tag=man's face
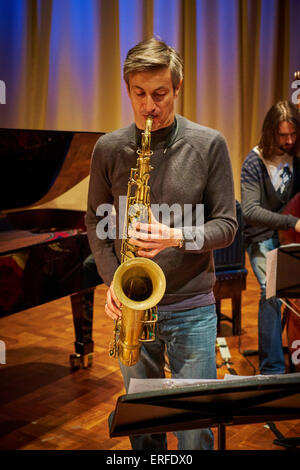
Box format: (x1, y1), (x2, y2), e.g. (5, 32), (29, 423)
(127, 67), (182, 131)
(275, 121), (297, 155)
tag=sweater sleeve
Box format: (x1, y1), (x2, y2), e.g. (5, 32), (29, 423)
(179, 133), (238, 253)
(241, 156), (298, 231)
(85, 139), (120, 287)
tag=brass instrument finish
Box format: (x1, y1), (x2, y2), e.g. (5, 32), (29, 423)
(110, 116), (166, 367)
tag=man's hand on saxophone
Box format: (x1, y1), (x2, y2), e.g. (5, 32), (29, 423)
(105, 213), (182, 321)
(128, 212), (184, 259)
(105, 281), (122, 321)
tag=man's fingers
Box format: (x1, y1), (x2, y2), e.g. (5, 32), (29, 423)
(109, 283), (122, 308)
(128, 237), (161, 248)
(104, 301), (119, 321)
(129, 223), (162, 238)
(105, 284), (122, 321)
(137, 248), (160, 258)
(105, 300), (122, 321)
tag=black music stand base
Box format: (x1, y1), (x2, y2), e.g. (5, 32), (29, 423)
(267, 422), (300, 450)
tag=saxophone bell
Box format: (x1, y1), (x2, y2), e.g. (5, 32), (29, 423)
(112, 257), (166, 367)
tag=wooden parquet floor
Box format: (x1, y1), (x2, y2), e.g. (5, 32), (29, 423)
(0, 257), (299, 451)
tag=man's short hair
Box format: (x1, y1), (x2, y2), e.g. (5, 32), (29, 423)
(123, 37), (183, 90)
(258, 100), (300, 159)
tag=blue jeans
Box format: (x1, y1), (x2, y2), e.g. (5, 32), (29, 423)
(119, 305), (217, 450)
(247, 236), (285, 375)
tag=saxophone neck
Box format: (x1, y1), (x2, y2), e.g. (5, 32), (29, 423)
(145, 115), (153, 131)
(141, 115), (153, 154)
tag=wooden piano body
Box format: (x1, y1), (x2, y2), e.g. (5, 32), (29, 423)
(0, 128), (103, 368)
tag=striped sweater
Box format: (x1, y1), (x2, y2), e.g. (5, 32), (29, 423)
(240, 149), (300, 244)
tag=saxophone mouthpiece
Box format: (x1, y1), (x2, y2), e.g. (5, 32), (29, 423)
(145, 115), (153, 129)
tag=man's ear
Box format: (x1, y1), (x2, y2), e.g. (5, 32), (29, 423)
(174, 79), (183, 97)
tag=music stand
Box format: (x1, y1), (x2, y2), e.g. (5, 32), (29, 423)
(266, 243), (300, 299)
(109, 373), (300, 450)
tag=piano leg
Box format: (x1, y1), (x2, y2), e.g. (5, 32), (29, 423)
(70, 288), (95, 369)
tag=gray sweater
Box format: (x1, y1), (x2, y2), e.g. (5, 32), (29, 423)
(85, 115), (237, 306)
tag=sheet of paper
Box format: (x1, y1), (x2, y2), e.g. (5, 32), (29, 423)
(266, 243), (300, 298)
(128, 374), (282, 394)
(128, 378), (218, 394)
(266, 247), (278, 299)
(223, 373), (276, 380)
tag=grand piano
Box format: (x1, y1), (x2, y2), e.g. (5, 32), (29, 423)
(0, 128), (104, 368)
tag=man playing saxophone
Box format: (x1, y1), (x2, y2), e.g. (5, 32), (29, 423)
(85, 38), (237, 450)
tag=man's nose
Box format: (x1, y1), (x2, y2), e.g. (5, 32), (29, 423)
(144, 94), (156, 113)
(286, 134), (294, 144)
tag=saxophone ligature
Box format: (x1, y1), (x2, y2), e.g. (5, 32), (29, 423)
(109, 116), (166, 367)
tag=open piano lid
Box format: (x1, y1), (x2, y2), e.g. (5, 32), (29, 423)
(0, 127), (103, 315)
(0, 128), (102, 212)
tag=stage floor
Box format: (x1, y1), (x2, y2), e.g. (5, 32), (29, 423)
(0, 256), (299, 451)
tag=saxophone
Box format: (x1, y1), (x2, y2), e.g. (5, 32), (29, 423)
(109, 116), (166, 367)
